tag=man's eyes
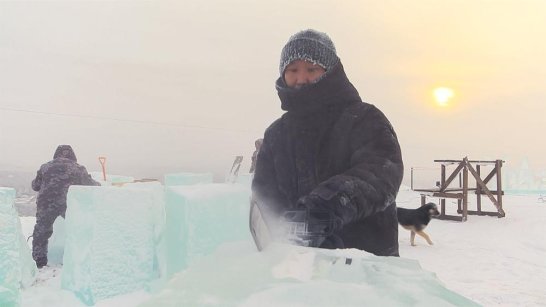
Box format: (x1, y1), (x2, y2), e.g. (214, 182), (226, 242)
(286, 67), (320, 73)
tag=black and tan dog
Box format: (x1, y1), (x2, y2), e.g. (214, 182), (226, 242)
(397, 202), (440, 246)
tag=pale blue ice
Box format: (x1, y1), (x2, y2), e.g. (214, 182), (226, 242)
(60, 184), (165, 306)
(50, 172), (477, 306)
(89, 172), (135, 186)
(164, 172), (213, 186)
(139, 242), (479, 307)
(164, 182), (252, 278)
(232, 173), (253, 185)
(0, 187), (37, 307)
(47, 216), (65, 265)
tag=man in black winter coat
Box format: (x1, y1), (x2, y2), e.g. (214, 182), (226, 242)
(31, 145), (100, 268)
(251, 29), (403, 256)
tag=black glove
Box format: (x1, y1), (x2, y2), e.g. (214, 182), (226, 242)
(280, 196), (343, 248)
(296, 195), (343, 235)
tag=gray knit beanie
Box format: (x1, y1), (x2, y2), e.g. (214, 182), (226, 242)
(279, 29), (339, 76)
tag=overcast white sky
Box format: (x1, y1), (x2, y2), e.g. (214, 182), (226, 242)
(1, 0), (545, 182)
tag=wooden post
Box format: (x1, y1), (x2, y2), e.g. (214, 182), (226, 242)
(441, 164), (446, 216)
(462, 160), (469, 221)
(476, 164), (482, 214)
(496, 160), (506, 217)
(457, 172), (462, 213)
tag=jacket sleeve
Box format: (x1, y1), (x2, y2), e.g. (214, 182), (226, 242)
(31, 168), (43, 192)
(78, 166), (101, 186)
(309, 106), (404, 226)
(251, 129), (286, 217)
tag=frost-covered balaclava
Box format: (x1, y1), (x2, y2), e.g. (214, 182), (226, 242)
(279, 29), (340, 76)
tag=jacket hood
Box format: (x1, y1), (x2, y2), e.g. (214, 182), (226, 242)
(275, 62), (362, 115)
(53, 145), (77, 162)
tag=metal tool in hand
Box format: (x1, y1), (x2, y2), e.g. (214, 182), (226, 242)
(280, 209), (337, 247)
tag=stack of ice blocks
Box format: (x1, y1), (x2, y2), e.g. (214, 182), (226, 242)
(232, 173), (253, 185)
(164, 172), (213, 186)
(140, 243), (480, 306)
(165, 182), (252, 277)
(61, 184), (165, 305)
(89, 171), (135, 186)
(0, 187), (37, 307)
(60, 170), (254, 303)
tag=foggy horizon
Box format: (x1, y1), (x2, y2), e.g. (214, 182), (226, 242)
(2, 1), (546, 185)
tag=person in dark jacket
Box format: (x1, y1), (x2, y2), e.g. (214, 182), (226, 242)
(31, 145), (100, 268)
(251, 29), (403, 256)
(249, 138), (264, 173)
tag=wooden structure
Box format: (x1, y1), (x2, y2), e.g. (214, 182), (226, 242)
(413, 157), (506, 221)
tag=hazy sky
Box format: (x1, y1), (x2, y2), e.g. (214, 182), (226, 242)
(1, 0), (545, 183)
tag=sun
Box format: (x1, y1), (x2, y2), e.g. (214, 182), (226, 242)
(433, 87), (454, 107)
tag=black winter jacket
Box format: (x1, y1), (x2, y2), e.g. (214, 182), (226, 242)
(32, 145), (100, 213)
(252, 62), (403, 256)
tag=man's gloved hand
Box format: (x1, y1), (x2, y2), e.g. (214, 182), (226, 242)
(280, 195), (344, 248)
(296, 195), (343, 236)
(295, 194), (324, 210)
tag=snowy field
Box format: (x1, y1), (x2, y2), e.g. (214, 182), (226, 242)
(396, 190), (546, 306)
(18, 189), (546, 306)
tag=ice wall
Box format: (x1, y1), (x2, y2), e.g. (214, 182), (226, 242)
(89, 171), (135, 186)
(0, 187), (37, 307)
(503, 158), (546, 194)
(61, 184), (165, 306)
(60, 176), (253, 305)
(232, 173), (253, 185)
(164, 172), (213, 186)
(46, 216), (66, 265)
(140, 242), (479, 307)
(164, 183), (252, 277)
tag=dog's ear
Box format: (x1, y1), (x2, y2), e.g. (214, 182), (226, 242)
(426, 202), (438, 209)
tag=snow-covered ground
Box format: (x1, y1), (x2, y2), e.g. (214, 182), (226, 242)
(18, 189), (546, 306)
(396, 189), (546, 306)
